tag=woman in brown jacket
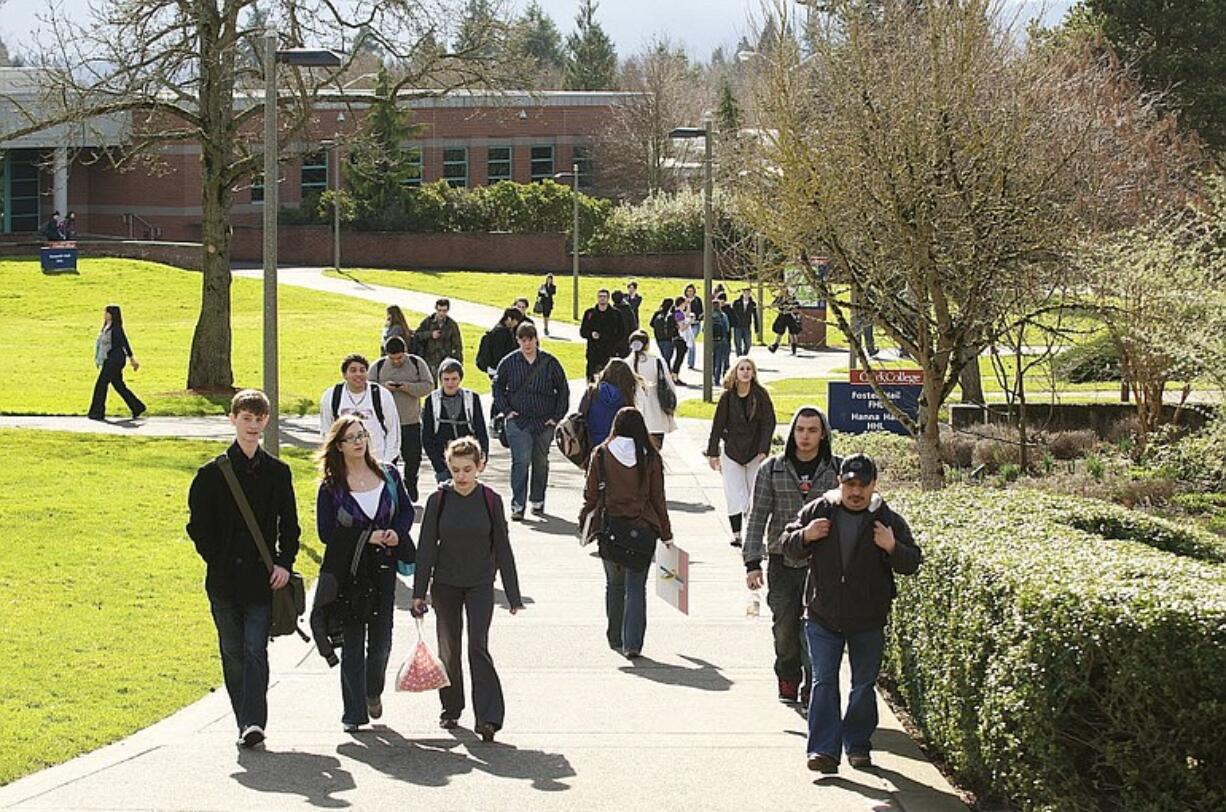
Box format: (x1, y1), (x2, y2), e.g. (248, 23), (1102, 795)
(705, 357), (777, 548)
(579, 407), (673, 658)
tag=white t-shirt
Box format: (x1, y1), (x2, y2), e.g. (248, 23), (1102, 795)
(319, 384), (402, 464)
(352, 484), (383, 520)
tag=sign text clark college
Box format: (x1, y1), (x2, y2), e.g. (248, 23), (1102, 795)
(828, 369), (924, 435)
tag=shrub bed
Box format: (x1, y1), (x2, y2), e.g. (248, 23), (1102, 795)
(884, 487), (1226, 810)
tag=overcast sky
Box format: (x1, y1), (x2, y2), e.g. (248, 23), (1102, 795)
(1, 0), (1074, 65)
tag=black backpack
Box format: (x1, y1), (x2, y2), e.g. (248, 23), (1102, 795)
(330, 382), (387, 433)
(476, 329), (497, 373)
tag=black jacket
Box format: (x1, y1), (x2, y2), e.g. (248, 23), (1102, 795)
(104, 325), (135, 367)
(730, 298), (760, 333)
(187, 444), (301, 604)
(781, 491), (921, 633)
(478, 324), (518, 375)
(581, 305), (625, 358)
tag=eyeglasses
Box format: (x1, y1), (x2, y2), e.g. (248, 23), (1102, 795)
(341, 431), (369, 444)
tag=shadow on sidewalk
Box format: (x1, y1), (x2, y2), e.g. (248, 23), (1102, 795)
(338, 726), (575, 792)
(525, 514), (581, 536)
(816, 764), (967, 810)
(618, 654), (733, 692)
(232, 749), (356, 808)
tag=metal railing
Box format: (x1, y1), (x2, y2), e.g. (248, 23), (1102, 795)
(122, 213), (161, 240)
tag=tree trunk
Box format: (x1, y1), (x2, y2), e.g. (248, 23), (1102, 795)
(959, 358), (984, 404)
(917, 382), (945, 490)
(187, 150), (235, 391)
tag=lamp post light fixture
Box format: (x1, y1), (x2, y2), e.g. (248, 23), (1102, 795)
(669, 120), (716, 403)
(262, 30), (344, 454)
(553, 163), (582, 321)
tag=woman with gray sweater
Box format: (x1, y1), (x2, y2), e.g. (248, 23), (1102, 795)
(412, 437), (523, 741)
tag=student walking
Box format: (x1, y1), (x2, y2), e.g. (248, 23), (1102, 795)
(415, 299), (464, 376)
(681, 284), (704, 369)
(381, 305), (412, 356)
(730, 288), (760, 357)
(706, 358), (777, 548)
(584, 358), (640, 450)
(744, 406), (839, 707)
(709, 296), (732, 383)
(624, 330), (677, 448)
(769, 289), (803, 355)
(89, 304), (146, 420)
(319, 354), (402, 466)
(421, 358), (490, 482)
(316, 415), (416, 732)
(579, 408), (673, 658)
(187, 389), (301, 748)
(412, 437), (523, 741)
(671, 297), (692, 384)
(371, 336), (433, 502)
(649, 298), (679, 372)
(475, 308), (523, 379)
(782, 454), (922, 773)
(535, 274), (557, 336)
(625, 280), (643, 327)
(580, 289), (626, 382)
(492, 323), (570, 520)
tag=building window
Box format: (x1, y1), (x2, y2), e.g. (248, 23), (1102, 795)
(251, 172), (264, 204)
(443, 147), (468, 188)
(403, 147), (423, 187)
(487, 146), (512, 184)
(573, 145), (594, 191)
(5, 149), (42, 232)
(301, 150), (328, 194)
(530, 145), (554, 181)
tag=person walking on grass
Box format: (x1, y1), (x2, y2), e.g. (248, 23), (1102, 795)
(492, 323), (570, 520)
(706, 358), (777, 548)
(421, 358), (489, 482)
(580, 288), (625, 382)
(381, 305), (412, 356)
(578, 407), (673, 658)
(187, 389), (300, 749)
(416, 298), (464, 377)
(782, 453), (922, 774)
(623, 329), (677, 448)
(371, 336), (433, 502)
(412, 437), (523, 742)
(316, 414), (415, 733)
(744, 406), (839, 708)
(89, 304), (146, 420)
(319, 354), (401, 467)
(535, 273), (557, 337)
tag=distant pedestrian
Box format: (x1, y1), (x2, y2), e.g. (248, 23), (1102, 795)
(624, 329), (677, 448)
(415, 299), (464, 376)
(730, 288), (760, 357)
(579, 407), (673, 658)
(371, 336), (434, 502)
(316, 414), (416, 733)
(412, 437), (523, 741)
(705, 358), (776, 548)
(89, 304), (146, 420)
(681, 284), (704, 369)
(476, 307), (523, 379)
(381, 305), (412, 356)
(852, 306), (878, 358)
(673, 297), (692, 385)
(625, 280), (643, 327)
(492, 323), (570, 520)
(319, 354), (402, 466)
(40, 210), (63, 242)
(421, 358), (489, 482)
(187, 389), (301, 749)
(580, 288), (625, 382)
(611, 290), (635, 358)
(782, 453), (922, 773)
(649, 297), (680, 373)
(535, 274), (557, 336)
(744, 406), (839, 708)
(709, 296), (732, 383)
(513, 297), (535, 327)
(769, 288), (802, 355)
(585, 358), (640, 450)
(63, 210), (78, 240)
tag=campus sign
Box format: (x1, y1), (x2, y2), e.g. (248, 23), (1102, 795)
(827, 368), (923, 435)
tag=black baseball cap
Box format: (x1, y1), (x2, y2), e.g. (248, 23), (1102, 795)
(839, 453), (878, 484)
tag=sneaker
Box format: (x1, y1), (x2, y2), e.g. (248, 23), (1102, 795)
(848, 752), (873, 769)
(475, 722), (498, 742)
(730, 535), (742, 548)
(239, 725), (265, 748)
(623, 649), (641, 659)
(510, 509), (525, 522)
(366, 696), (383, 720)
(777, 679), (799, 703)
(343, 722), (362, 733)
(768, 344), (778, 354)
(438, 718), (459, 730)
(807, 753), (838, 774)
(87, 414), (105, 422)
(530, 502), (545, 516)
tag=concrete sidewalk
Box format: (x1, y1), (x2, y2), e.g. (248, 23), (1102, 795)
(0, 415), (964, 811)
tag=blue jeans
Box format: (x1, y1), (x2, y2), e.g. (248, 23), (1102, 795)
(713, 339), (731, 382)
(604, 560), (649, 654)
(687, 322), (703, 367)
(506, 419), (552, 511)
(805, 620), (885, 759)
(340, 566), (396, 725)
(209, 595), (272, 731)
(658, 339), (674, 368)
(733, 327), (751, 357)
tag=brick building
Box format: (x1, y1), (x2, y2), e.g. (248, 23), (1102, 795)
(0, 67), (638, 241)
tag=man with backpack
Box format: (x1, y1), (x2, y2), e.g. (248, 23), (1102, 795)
(319, 353), (401, 465)
(371, 336), (434, 502)
(476, 308), (524, 379)
(709, 296), (732, 382)
(421, 358), (490, 482)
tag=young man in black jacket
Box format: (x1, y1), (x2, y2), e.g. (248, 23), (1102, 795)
(781, 453), (921, 774)
(580, 289), (625, 381)
(186, 389), (301, 749)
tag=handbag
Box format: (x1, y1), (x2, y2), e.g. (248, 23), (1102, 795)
(591, 448), (659, 571)
(532, 294), (545, 314)
(655, 358), (677, 414)
(217, 455), (308, 641)
(396, 617), (452, 692)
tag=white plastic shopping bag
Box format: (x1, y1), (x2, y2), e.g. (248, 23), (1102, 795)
(396, 617), (451, 692)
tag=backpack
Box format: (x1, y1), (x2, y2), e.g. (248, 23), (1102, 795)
(554, 412), (591, 468)
(430, 388), (476, 435)
(331, 382), (388, 433)
(711, 313), (729, 342)
(475, 329), (497, 374)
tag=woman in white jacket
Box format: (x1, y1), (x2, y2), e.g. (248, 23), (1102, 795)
(623, 329), (678, 448)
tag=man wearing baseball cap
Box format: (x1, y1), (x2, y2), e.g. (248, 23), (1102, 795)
(781, 452), (922, 774)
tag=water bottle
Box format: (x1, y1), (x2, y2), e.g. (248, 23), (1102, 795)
(746, 590), (761, 618)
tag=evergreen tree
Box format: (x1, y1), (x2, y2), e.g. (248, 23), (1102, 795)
(453, 0), (505, 61)
(563, 0), (617, 91)
(715, 79), (742, 136)
(344, 66), (425, 220)
(511, 1), (565, 74)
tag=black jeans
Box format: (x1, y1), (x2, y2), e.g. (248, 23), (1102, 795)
(767, 555), (811, 692)
(399, 423), (422, 501)
(670, 340), (688, 376)
(433, 581), (504, 729)
(340, 566), (396, 725)
(89, 360), (145, 418)
(209, 594), (272, 731)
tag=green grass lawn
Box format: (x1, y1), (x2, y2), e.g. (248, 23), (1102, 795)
(0, 259), (590, 416)
(0, 432), (323, 784)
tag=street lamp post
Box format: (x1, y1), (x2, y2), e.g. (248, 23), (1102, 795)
(669, 121), (716, 403)
(261, 32), (344, 454)
(320, 137), (341, 272)
(553, 164), (582, 321)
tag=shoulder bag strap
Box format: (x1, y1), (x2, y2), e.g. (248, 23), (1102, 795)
(216, 455), (275, 574)
(596, 448), (608, 529)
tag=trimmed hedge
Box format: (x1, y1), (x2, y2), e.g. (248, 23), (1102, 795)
(884, 487), (1226, 811)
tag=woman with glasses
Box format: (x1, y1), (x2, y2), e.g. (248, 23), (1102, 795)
(316, 415), (415, 732)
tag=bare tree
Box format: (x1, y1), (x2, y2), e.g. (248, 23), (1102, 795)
(3, 0), (512, 392)
(735, 0), (1198, 489)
